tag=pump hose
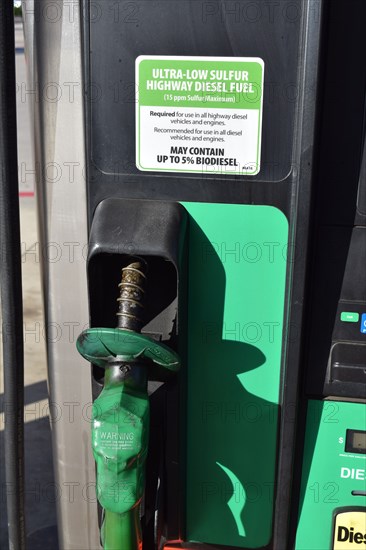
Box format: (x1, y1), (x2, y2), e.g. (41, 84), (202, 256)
(0, 2), (26, 549)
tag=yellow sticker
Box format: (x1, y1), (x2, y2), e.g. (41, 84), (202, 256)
(333, 511), (366, 549)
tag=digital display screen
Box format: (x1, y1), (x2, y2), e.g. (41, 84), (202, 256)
(353, 432), (366, 450)
(346, 430), (366, 454)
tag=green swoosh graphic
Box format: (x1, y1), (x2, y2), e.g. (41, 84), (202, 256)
(216, 461), (246, 537)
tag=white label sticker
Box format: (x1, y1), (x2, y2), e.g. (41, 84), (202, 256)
(136, 56), (264, 176)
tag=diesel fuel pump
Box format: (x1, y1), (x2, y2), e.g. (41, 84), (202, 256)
(17, 0), (366, 548)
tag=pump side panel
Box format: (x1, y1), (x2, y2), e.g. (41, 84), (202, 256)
(184, 203), (288, 547)
(22, 1), (100, 548)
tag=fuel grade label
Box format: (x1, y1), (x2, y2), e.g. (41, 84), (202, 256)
(332, 510), (366, 548)
(135, 56), (264, 176)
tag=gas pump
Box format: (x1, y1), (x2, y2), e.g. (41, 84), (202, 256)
(5, 0), (363, 549)
(294, 143), (366, 548)
(294, 16), (366, 544)
(69, 2), (323, 542)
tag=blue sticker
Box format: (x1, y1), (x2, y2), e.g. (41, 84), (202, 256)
(361, 313), (366, 334)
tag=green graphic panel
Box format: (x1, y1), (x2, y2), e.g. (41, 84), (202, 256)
(296, 400), (366, 550)
(183, 203), (288, 548)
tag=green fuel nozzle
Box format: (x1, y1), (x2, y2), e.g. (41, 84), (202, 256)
(76, 260), (180, 550)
